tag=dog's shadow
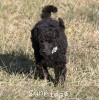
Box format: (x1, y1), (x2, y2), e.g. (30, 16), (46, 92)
(0, 51), (35, 75)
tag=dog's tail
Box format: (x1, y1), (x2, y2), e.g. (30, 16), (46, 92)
(41, 5), (57, 19)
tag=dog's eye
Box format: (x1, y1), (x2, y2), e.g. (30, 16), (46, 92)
(47, 39), (52, 43)
(39, 40), (43, 43)
(49, 43), (53, 48)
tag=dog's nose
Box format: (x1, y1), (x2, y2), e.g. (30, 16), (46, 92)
(42, 49), (51, 56)
(43, 50), (47, 53)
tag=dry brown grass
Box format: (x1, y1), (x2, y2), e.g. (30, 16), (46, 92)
(0, 0), (99, 100)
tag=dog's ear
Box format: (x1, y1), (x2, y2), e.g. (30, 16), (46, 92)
(31, 27), (39, 37)
(55, 29), (60, 38)
(31, 27), (40, 42)
(58, 18), (65, 29)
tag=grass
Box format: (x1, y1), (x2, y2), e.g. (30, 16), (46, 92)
(0, 0), (99, 100)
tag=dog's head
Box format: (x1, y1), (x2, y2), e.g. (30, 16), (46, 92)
(38, 28), (59, 56)
(39, 41), (58, 56)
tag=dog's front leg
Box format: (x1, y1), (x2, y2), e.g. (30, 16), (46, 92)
(54, 64), (66, 86)
(34, 64), (44, 79)
(43, 65), (54, 82)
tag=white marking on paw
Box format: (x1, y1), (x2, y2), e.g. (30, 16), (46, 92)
(52, 47), (58, 54)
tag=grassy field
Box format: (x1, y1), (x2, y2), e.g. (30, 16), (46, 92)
(0, 0), (99, 100)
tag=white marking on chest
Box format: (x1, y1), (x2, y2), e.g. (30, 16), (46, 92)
(52, 46), (58, 54)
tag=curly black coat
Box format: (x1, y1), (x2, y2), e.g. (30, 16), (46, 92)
(31, 5), (68, 85)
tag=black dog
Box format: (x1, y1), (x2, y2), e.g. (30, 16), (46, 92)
(31, 5), (68, 85)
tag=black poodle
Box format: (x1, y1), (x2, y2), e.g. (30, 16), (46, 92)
(31, 5), (68, 86)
